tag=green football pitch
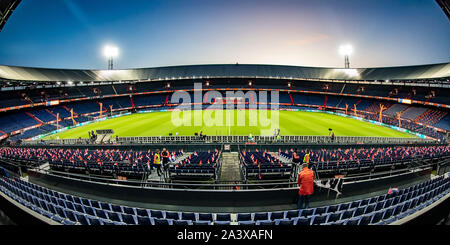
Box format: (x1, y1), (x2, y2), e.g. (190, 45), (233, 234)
(44, 110), (416, 139)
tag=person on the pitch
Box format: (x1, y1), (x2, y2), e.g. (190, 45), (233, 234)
(297, 163), (315, 210)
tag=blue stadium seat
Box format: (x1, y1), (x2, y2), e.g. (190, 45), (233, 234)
(296, 217), (311, 225)
(87, 216), (102, 225)
(326, 212), (341, 223)
(256, 220), (275, 225)
(65, 202), (75, 211)
(311, 215), (327, 225)
(55, 206), (67, 219)
(74, 203), (84, 213)
(136, 216), (153, 225)
(345, 217), (360, 225)
(75, 213), (89, 225)
(150, 210), (165, 219)
(358, 214), (373, 225)
(382, 207), (395, 220)
(106, 211), (122, 223)
(340, 209), (355, 220)
(64, 209), (78, 223)
(100, 202), (111, 211)
(370, 211), (384, 224)
(123, 207), (136, 215)
(338, 203), (350, 211)
(102, 219), (114, 225)
(349, 200), (360, 209)
(359, 199), (369, 207)
(214, 221), (231, 225)
(84, 206), (96, 217)
(81, 198), (91, 207)
(216, 213), (231, 222)
(364, 204), (376, 214)
(198, 213), (214, 222)
(121, 213), (137, 225)
(270, 211), (284, 220)
(165, 211), (180, 220)
(327, 205), (338, 213)
(62, 219), (76, 225)
(154, 218), (171, 225)
(354, 206), (366, 217)
(95, 209), (108, 220)
(181, 212), (196, 221)
(300, 208), (314, 217)
(237, 213), (252, 221)
(285, 210), (300, 219)
(173, 220), (192, 225)
(276, 219), (294, 225)
(90, 200), (101, 209)
(238, 221), (256, 225)
(253, 212), (269, 221)
(111, 204), (123, 213)
(136, 208), (149, 217)
(194, 221), (212, 225)
(313, 207), (327, 216)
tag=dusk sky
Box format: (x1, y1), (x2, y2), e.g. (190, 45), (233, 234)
(0, 0), (449, 70)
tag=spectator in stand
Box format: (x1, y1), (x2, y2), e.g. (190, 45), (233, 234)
(293, 148), (300, 163)
(161, 148), (170, 172)
(303, 150), (310, 164)
(297, 163), (315, 210)
(154, 149), (162, 177)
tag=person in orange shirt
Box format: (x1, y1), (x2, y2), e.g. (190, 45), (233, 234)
(292, 148), (300, 163)
(297, 163), (315, 210)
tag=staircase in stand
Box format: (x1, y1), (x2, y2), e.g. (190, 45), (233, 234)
(218, 152), (242, 184)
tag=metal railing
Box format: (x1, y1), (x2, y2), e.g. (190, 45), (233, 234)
(23, 135), (436, 146)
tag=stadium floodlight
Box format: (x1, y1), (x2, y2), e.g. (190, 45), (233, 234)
(339, 44), (353, 69)
(103, 45), (119, 70)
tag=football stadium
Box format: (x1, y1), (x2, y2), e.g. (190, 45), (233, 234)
(0, 0), (449, 231)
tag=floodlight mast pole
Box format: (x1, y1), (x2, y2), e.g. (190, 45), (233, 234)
(108, 56), (113, 70)
(344, 55), (350, 69)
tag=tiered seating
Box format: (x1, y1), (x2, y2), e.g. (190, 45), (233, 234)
(169, 150), (221, 179)
(0, 168), (448, 225)
(401, 107), (428, 121)
(361, 112), (445, 139)
(415, 109), (448, 126)
(383, 104), (409, 117)
(0, 112), (40, 134)
(30, 109), (56, 123)
(279, 146), (450, 174)
(240, 151), (293, 179)
(363, 102), (392, 114)
(434, 114), (450, 131)
(0, 148), (182, 179)
(133, 94), (167, 107)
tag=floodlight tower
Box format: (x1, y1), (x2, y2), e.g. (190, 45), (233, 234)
(339, 44), (353, 69)
(103, 45), (119, 70)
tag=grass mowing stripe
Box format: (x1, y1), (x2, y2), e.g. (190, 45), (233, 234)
(44, 110), (416, 139)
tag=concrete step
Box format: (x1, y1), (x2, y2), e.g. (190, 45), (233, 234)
(219, 152), (242, 183)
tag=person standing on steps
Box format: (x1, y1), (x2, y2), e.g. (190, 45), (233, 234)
(297, 162), (315, 210)
(154, 149), (162, 177)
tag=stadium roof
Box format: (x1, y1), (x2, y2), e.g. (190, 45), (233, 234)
(0, 63), (449, 82)
(0, 0), (21, 32)
(436, 0), (450, 20)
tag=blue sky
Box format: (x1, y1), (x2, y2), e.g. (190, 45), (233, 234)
(0, 0), (448, 69)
